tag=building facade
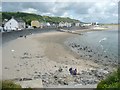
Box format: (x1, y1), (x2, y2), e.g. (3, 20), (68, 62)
(31, 20), (40, 28)
(4, 17), (26, 31)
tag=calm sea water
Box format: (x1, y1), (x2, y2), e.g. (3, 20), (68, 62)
(65, 29), (118, 65)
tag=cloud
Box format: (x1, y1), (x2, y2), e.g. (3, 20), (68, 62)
(21, 8), (38, 14)
(2, 1), (119, 23)
(0, 7), (1, 11)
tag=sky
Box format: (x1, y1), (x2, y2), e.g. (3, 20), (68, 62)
(1, 0), (119, 23)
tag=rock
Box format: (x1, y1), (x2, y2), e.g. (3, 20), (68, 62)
(74, 44), (77, 47)
(104, 55), (108, 58)
(36, 56), (40, 58)
(34, 71), (37, 74)
(58, 67), (63, 72)
(89, 55), (92, 58)
(80, 55), (82, 57)
(19, 35), (23, 37)
(54, 75), (58, 80)
(83, 47), (86, 50)
(94, 69), (109, 79)
(16, 69), (20, 72)
(65, 66), (68, 68)
(23, 78), (32, 81)
(34, 75), (41, 79)
(79, 47), (83, 50)
(80, 76), (98, 85)
(94, 60), (99, 63)
(24, 52), (28, 55)
(4, 67), (9, 69)
(58, 79), (68, 85)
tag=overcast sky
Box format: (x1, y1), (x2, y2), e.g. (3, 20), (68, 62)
(1, 0), (119, 23)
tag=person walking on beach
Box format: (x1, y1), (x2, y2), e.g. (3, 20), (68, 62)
(24, 35), (26, 39)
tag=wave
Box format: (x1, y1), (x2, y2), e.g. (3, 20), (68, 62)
(99, 37), (107, 43)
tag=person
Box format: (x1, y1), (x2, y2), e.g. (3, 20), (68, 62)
(69, 68), (77, 75)
(73, 69), (77, 75)
(69, 68), (73, 75)
(24, 35), (26, 39)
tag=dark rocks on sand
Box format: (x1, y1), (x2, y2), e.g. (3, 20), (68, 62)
(89, 55), (92, 58)
(104, 55), (108, 58)
(94, 60), (99, 63)
(88, 49), (92, 52)
(54, 75), (58, 80)
(34, 75), (41, 79)
(22, 78), (32, 81)
(4, 67), (9, 69)
(58, 67), (63, 72)
(19, 35), (23, 37)
(16, 69), (20, 72)
(24, 52), (29, 55)
(34, 71), (38, 74)
(58, 79), (68, 85)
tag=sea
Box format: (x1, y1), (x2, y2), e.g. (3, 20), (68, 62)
(65, 28), (118, 66)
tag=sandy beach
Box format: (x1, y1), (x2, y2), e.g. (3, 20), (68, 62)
(2, 29), (115, 88)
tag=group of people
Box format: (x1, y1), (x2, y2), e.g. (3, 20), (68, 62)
(69, 68), (77, 75)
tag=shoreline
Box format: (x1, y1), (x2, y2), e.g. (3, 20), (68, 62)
(2, 28), (116, 88)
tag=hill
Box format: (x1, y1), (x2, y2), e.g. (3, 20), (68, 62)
(2, 12), (80, 25)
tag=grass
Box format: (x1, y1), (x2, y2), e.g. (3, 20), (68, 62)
(97, 67), (120, 89)
(1, 80), (21, 90)
(0, 80), (33, 90)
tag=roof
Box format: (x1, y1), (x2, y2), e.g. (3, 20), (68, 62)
(10, 16), (25, 23)
(15, 18), (25, 23)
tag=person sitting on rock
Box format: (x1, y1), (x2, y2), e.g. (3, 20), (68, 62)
(69, 68), (73, 75)
(73, 69), (77, 75)
(69, 68), (77, 75)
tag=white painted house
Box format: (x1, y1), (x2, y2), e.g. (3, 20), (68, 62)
(59, 22), (71, 27)
(75, 23), (80, 27)
(64, 22), (72, 27)
(4, 17), (26, 32)
(59, 21), (65, 27)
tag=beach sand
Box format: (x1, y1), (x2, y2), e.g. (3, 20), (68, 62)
(2, 31), (101, 88)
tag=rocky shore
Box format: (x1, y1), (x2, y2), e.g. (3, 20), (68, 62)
(65, 41), (118, 67)
(13, 65), (112, 88)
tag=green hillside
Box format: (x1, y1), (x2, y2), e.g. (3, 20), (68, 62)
(2, 12), (80, 25)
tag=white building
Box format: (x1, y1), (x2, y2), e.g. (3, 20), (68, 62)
(59, 21), (65, 27)
(59, 22), (71, 27)
(46, 22), (51, 26)
(75, 23), (80, 27)
(81, 23), (92, 27)
(64, 22), (71, 27)
(4, 17), (26, 32)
